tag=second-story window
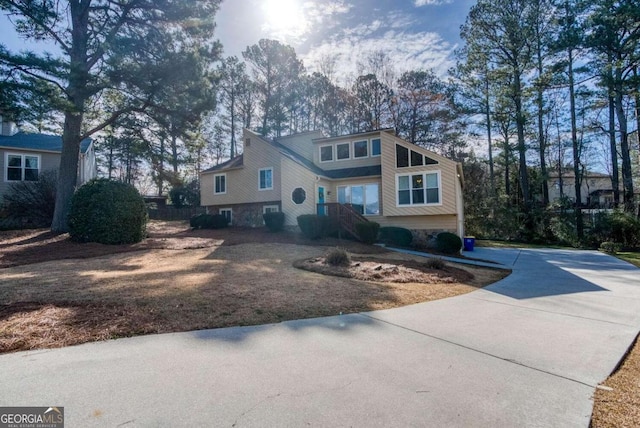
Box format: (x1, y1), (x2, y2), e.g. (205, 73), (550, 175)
(353, 140), (368, 158)
(320, 145), (333, 162)
(259, 168), (273, 190)
(336, 143), (350, 160)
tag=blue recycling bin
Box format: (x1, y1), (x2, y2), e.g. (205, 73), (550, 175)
(463, 236), (475, 251)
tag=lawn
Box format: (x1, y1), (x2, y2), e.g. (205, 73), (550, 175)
(0, 221), (507, 353)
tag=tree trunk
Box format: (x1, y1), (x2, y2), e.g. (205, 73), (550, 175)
(609, 93), (620, 207)
(514, 71), (530, 209)
(485, 77), (495, 196)
(568, 47), (583, 239)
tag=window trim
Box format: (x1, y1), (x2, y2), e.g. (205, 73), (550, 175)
(319, 145), (334, 163)
(335, 142), (351, 161)
(258, 167), (273, 191)
(219, 208), (233, 225)
(213, 173), (227, 195)
(395, 171), (442, 207)
(352, 139), (369, 159)
(4, 152), (41, 182)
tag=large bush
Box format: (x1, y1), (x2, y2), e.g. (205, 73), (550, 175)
(355, 221), (380, 245)
(379, 226), (413, 247)
(2, 170), (57, 229)
(590, 211), (640, 249)
(297, 214), (338, 239)
(68, 179), (148, 244)
(435, 232), (462, 254)
(263, 211), (285, 232)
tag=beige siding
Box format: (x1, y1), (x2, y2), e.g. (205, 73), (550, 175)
(369, 214), (458, 232)
(0, 149), (60, 197)
(276, 130), (324, 160)
(380, 133), (459, 217)
(281, 156), (318, 226)
(201, 131), (282, 207)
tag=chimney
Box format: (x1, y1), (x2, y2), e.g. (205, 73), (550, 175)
(0, 115), (19, 136)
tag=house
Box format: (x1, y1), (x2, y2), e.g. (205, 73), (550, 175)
(200, 128), (465, 240)
(547, 170), (619, 208)
(0, 116), (96, 198)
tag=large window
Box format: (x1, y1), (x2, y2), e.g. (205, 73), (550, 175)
(214, 173), (226, 194)
(353, 140), (368, 158)
(397, 172), (440, 206)
(5, 153), (39, 182)
(371, 138), (381, 157)
(336, 143), (350, 160)
(338, 183), (379, 215)
(396, 144), (438, 168)
(259, 168), (273, 190)
(320, 145), (333, 162)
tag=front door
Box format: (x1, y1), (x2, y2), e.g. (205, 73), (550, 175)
(317, 186), (326, 215)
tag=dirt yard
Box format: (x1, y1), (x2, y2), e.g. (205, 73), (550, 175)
(0, 221), (507, 353)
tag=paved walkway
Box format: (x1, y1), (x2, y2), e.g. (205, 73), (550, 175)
(1, 248), (640, 427)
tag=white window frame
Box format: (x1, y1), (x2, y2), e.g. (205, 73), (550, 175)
(214, 173), (227, 195)
(219, 208), (233, 225)
(4, 152), (41, 182)
(395, 171), (442, 207)
(371, 138), (382, 157)
(258, 167), (273, 191)
(262, 205), (279, 214)
(336, 142), (350, 161)
(337, 183), (380, 216)
(319, 145), (333, 163)
(352, 139), (369, 159)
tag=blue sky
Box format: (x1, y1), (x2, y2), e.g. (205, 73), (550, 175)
(0, 0), (476, 83)
(216, 0), (477, 82)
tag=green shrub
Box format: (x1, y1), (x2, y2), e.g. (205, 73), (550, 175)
(68, 178), (148, 244)
(591, 211), (640, 249)
(297, 215), (338, 239)
(424, 257), (446, 270)
(2, 170), (58, 228)
(379, 226), (413, 247)
(599, 241), (621, 254)
(355, 221), (380, 244)
(324, 247), (351, 267)
(435, 232), (462, 254)
(263, 211), (285, 232)
(189, 213), (229, 230)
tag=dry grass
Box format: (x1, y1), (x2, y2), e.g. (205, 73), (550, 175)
(591, 336), (640, 427)
(0, 222), (508, 354)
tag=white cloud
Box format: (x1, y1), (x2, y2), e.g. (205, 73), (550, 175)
(414, 0), (452, 6)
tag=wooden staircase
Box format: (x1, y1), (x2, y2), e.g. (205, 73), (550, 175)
(317, 203), (369, 240)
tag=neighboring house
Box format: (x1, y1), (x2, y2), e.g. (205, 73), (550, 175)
(548, 170), (620, 208)
(200, 128), (465, 239)
(0, 116), (96, 198)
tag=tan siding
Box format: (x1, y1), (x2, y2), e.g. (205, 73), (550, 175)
(380, 134), (459, 217)
(371, 215), (458, 232)
(281, 156), (318, 226)
(201, 131), (282, 207)
(276, 130), (324, 160)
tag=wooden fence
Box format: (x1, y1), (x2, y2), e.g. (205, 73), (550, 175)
(147, 206), (206, 221)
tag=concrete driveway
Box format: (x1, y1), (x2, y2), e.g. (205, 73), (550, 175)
(1, 248), (639, 427)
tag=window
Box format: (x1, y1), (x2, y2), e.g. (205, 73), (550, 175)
(219, 208), (232, 225)
(259, 168), (273, 190)
(411, 150), (423, 167)
(292, 187), (306, 204)
(5, 153), (39, 182)
(371, 138), (381, 157)
(214, 174), (226, 194)
(353, 140), (368, 158)
(337, 183), (379, 215)
(320, 145), (333, 162)
(396, 144), (409, 167)
(397, 172), (440, 206)
(262, 205), (279, 214)
(336, 143), (350, 160)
